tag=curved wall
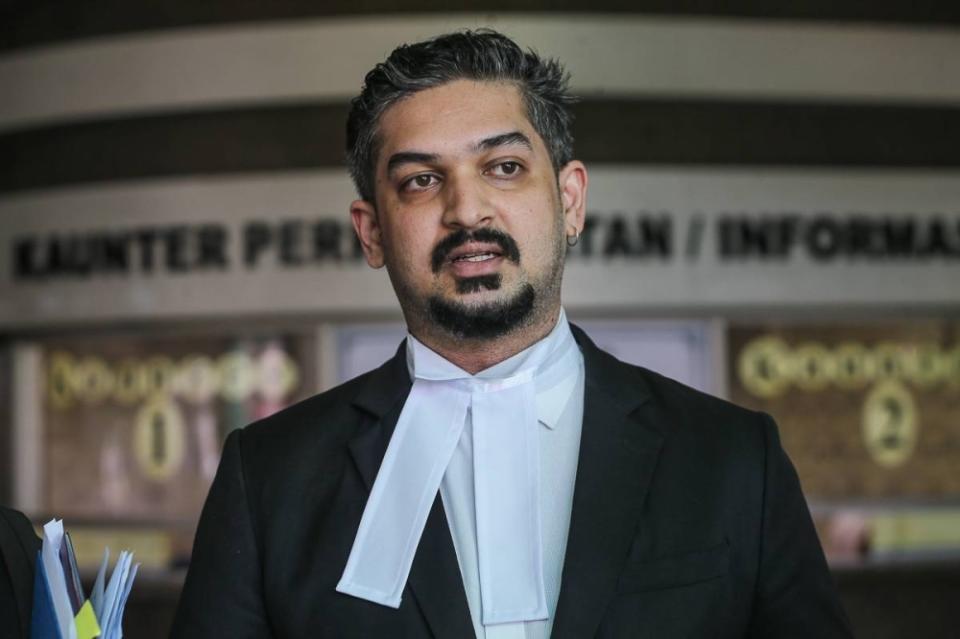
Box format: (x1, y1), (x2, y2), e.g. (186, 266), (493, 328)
(2, 9), (960, 327)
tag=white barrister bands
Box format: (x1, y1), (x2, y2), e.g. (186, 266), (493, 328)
(335, 375), (470, 606)
(470, 368), (545, 623)
(337, 311), (580, 625)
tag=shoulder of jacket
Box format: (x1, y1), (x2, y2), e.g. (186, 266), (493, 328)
(238, 365), (381, 449)
(0, 506), (40, 562)
(602, 359), (770, 453)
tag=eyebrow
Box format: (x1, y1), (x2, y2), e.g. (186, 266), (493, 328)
(386, 151), (439, 177)
(475, 131), (533, 153)
(385, 131), (534, 178)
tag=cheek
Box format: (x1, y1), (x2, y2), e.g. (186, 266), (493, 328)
(515, 206), (563, 251)
(382, 224), (435, 277)
(381, 213), (414, 252)
(383, 204), (440, 247)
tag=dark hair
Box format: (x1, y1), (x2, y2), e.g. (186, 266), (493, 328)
(346, 29), (576, 202)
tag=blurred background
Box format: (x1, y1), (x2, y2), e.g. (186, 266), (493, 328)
(2, 2), (959, 637)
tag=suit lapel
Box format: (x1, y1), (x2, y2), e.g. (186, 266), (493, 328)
(347, 342), (474, 639)
(551, 327), (665, 639)
(405, 496), (476, 639)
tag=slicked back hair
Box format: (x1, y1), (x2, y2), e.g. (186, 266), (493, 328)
(346, 29), (576, 202)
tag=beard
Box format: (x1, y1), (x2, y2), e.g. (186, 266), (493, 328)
(427, 280), (536, 340)
(423, 227), (537, 339)
(394, 209), (566, 341)
(427, 228), (537, 339)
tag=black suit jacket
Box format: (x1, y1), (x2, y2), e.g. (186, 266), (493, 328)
(172, 326), (852, 638)
(0, 506), (40, 639)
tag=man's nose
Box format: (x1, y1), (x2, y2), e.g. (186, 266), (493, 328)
(441, 174), (494, 229)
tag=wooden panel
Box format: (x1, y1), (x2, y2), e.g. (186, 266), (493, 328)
(22, 329), (316, 570)
(729, 321), (960, 501)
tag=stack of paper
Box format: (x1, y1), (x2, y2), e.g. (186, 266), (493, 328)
(31, 519), (139, 639)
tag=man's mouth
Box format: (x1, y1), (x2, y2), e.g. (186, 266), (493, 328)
(431, 228), (520, 273)
(446, 242), (505, 265)
(444, 244), (506, 280)
(452, 251), (500, 263)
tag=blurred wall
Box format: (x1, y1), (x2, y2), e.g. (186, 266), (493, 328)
(2, 4), (960, 327)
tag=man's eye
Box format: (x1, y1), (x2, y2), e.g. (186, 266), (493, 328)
(402, 174), (439, 192)
(489, 161), (522, 177)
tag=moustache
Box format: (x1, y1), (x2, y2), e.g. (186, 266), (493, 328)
(430, 228), (521, 274)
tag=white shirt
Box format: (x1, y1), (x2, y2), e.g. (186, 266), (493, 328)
(407, 317), (585, 639)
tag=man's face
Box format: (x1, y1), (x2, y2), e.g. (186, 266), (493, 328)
(351, 79), (586, 341)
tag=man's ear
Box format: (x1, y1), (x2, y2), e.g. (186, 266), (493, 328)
(350, 199), (385, 268)
(558, 160), (588, 238)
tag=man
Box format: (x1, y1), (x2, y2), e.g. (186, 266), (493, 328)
(173, 30), (852, 638)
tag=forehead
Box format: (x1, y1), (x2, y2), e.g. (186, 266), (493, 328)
(375, 80), (542, 165)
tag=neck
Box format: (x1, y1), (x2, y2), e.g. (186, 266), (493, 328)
(408, 305), (561, 375)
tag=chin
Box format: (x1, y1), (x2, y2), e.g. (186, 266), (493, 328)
(427, 283), (536, 340)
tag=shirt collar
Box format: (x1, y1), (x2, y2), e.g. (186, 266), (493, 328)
(405, 309), (581, 430)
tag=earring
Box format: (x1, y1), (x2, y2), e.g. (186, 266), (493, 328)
(566, 230), (580, 247)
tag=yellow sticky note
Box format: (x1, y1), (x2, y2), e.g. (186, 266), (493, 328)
(74, 600), (101, 639)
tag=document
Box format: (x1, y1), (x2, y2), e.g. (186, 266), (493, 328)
(31, 519), (139, 639)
